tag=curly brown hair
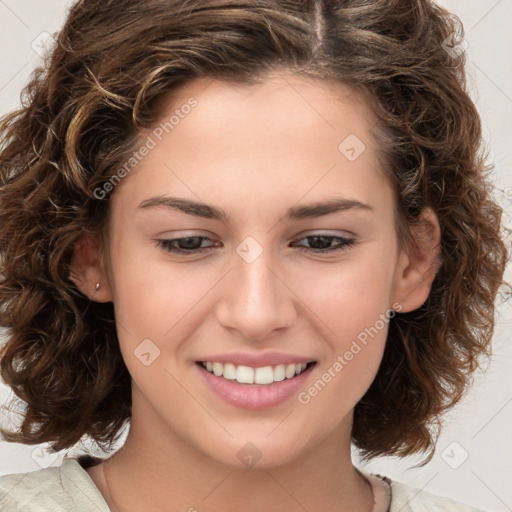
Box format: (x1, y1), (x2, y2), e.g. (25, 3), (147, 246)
(0, 0), (508, 461)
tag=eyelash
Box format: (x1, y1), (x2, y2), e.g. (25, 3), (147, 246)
(156, 234), (356, 255)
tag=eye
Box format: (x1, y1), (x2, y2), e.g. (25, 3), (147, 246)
(156, 236), (219, 254)
(290, 234), (356, 253)
(156, 233), (357, 256)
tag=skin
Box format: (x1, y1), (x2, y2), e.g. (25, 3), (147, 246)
(70, 73), (440, 511)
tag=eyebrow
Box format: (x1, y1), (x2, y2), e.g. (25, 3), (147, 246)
(137, 195), (374, 222)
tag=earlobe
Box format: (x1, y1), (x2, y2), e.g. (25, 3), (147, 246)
(68, 233), (113, 302)
(392, 208), (442, 313)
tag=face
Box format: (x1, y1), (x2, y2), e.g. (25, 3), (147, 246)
(90, 74), (423, 469)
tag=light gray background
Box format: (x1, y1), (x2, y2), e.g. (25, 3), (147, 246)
(0, 1), (511, 511)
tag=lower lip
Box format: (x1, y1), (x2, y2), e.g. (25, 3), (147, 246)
(195, 363), (315, 410)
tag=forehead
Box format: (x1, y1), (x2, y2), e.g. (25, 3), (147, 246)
(155, 73), (378, 143)
(110, 73), (393, 221)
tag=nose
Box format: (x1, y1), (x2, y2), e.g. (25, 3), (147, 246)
(215, 244), (297, 341)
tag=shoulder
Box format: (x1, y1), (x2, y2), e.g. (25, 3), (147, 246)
(389, 478), (486, 512)
(0, 457), (109, 512)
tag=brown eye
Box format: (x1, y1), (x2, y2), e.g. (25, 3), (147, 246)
(157, 236), (218, 254)
(290, 235), (356, 253)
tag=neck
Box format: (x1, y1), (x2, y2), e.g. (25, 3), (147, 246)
(95, 399), (373, 512)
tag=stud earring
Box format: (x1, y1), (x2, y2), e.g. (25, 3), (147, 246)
(95, 283), (100, 291)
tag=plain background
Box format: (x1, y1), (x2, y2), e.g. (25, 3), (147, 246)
(0, 1), (511, 511)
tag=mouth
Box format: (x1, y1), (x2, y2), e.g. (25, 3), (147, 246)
(195, 359), (317, 410)
(197, 360), (316, 385)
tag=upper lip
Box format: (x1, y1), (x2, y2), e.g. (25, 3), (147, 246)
(196, 352), (316, 367)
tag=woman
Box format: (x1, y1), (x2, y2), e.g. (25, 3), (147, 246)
(0, 0), (507, 510)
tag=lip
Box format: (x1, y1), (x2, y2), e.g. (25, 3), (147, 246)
(195, 360), (316, 410)
(196, 351), (316, 367)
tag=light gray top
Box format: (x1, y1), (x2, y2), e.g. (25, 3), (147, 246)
(0, 457), (485, 511)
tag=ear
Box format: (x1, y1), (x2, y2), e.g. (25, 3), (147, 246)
(68, 233), (113, 302)
(392, 207), (442, 313)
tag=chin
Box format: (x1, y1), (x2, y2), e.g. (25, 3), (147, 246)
(195, 430), (315, 471)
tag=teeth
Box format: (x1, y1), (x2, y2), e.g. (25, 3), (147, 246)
(254, 366), (274, 384)
(201, 361), (311, 384)
(273, 364), (285, 382)
(285, 363), (296, 379)
(212, 362), (223, 376)
(223, 363), (236, 380)
(236, 365), (254, 384)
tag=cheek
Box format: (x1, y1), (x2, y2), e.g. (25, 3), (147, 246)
(297, 279), (392, 420)
(296, 253), (395, 337)
(292, 256), (394, 399)
(107, 243), (221, 384)
(108, 235), (199, 334)
(105, 240), (170, 372)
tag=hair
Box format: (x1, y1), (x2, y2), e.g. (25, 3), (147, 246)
(0, 0), (508, 461)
